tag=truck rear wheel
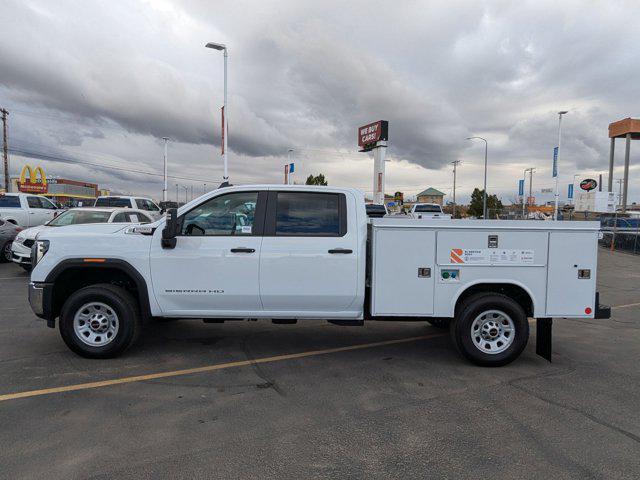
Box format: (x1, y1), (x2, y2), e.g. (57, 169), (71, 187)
(451, 293), (529, 367)
(59, 284), (141, 359)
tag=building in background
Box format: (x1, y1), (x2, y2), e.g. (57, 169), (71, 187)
(11, 164), (101, 207)
(416, 187), (446, 205)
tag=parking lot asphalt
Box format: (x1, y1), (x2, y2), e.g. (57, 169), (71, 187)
(0, 249), (639, 479)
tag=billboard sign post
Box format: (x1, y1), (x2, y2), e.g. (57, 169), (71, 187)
(358, 120), (389, 205)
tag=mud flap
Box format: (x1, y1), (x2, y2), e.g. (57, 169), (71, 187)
(536, 318), (552, 362)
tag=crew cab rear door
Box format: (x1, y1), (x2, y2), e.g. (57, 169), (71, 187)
(259, 190), (359, 314)
(149, 190), (265, 316)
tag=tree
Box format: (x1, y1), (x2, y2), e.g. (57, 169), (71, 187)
(468, 188), (503, 219)
(305, 173), (328, 186)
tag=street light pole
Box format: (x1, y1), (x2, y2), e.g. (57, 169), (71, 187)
(451, 160), (460, 218)
(205, 42), (229, 185)
(554, 111), (568, 220)
(466, 136), (488, 218)
(175, 183), (179, 203)
(523, 168), (535, 217)
(162, 137), (169, 202)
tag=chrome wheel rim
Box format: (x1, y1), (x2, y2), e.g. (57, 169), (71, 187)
(3, 242), (11, 261)
(73, 302), (119, 347)
(470, 310), (514, 354)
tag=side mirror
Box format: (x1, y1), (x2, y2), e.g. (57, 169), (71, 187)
(161, 208), (178, 249)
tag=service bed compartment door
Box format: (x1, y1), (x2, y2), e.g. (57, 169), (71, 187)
(546, 232), (597, 316)
(372, 228), (436, 316)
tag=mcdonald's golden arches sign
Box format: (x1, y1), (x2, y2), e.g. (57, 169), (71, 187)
(18, 165), (47, 193)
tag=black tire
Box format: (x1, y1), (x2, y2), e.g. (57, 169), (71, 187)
(59, 284), (141, 359)
(1, 241), (12, 263)
(451, 293), (529, 367)
(427, 318), (451, 329)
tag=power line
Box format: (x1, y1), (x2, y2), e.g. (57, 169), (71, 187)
(7, 147), (221, 184)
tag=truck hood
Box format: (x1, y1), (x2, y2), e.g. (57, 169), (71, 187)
(36, 223), (131, 240)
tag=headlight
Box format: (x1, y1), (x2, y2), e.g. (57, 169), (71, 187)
(15, 232), (25, 243)
(31, 240), (50, 265)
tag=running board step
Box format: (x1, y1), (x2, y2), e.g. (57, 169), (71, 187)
(327, 320), (364, 326)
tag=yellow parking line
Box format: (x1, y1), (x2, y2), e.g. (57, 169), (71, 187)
(612, 302), (640, 309)
(0, 333), (444, 402)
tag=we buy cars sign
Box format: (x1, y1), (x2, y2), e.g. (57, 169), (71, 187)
(358, 120), (389, 152)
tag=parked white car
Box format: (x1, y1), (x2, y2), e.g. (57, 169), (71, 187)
(409, 203), (451, 219)
(12, 207), (154, 271)
(0, 193), (62, 227)
(93, 196), (162, 219)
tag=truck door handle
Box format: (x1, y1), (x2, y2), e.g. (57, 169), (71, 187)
(230, 247), (255, 253)
(328, 248), (353, 254)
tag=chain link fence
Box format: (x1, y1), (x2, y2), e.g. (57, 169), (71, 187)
(598, 213), (640, 255)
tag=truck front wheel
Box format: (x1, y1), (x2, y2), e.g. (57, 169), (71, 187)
(451, 293), (529, 367)
(59, 284), (141, 358)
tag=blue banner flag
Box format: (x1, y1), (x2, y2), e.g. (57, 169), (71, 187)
(552, 147), (558, 178)
(518, 179), (525, 196)
(289, 163), (294, 173)
(568, 183), (573, 199)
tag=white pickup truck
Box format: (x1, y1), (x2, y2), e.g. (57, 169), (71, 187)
(409, 203), (451, 219)
(0, 193), (61, 227)
(28, 185), (609, 365)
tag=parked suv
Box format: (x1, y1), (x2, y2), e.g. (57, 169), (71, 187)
(12, 207), (153, 271)
(0, 193), (62, 227)
(94, 196), (162, 219)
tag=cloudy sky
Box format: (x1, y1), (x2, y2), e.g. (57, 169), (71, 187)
(1, 0), (639, 203)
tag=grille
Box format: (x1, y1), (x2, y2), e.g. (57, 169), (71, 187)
(23, 239), (35, 248)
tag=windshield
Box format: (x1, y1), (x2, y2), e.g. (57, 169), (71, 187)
(415, 204), (442, 213)
(48, 210), (112, 226)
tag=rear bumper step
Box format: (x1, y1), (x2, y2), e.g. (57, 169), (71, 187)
(594, 292), (611, 319)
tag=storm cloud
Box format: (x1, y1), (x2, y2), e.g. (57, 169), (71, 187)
(1, 0), (639, 201)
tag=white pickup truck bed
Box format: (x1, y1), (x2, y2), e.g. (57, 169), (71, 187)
(370, 218), (599, 319)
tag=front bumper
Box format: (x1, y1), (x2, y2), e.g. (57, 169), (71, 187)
(28, 282), (55, 327)
(11, 242), (32, 266)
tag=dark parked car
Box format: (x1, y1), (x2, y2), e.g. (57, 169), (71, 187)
(0, 218), (22, 263)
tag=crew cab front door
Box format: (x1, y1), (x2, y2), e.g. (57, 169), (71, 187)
(26, 196), (58, 226)
(259, 191), (359, 315)
(150, 190), (265, 316)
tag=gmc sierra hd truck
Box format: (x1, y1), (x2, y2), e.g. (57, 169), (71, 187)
(28, 185), (609, 366)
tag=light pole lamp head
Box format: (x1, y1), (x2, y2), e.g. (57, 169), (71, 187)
(205, 42), (226, 51)
(558, 110), (569, 115)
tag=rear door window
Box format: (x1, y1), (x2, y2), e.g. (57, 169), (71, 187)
(0, 196), (20, 208)
(274, 192), (344, 237)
